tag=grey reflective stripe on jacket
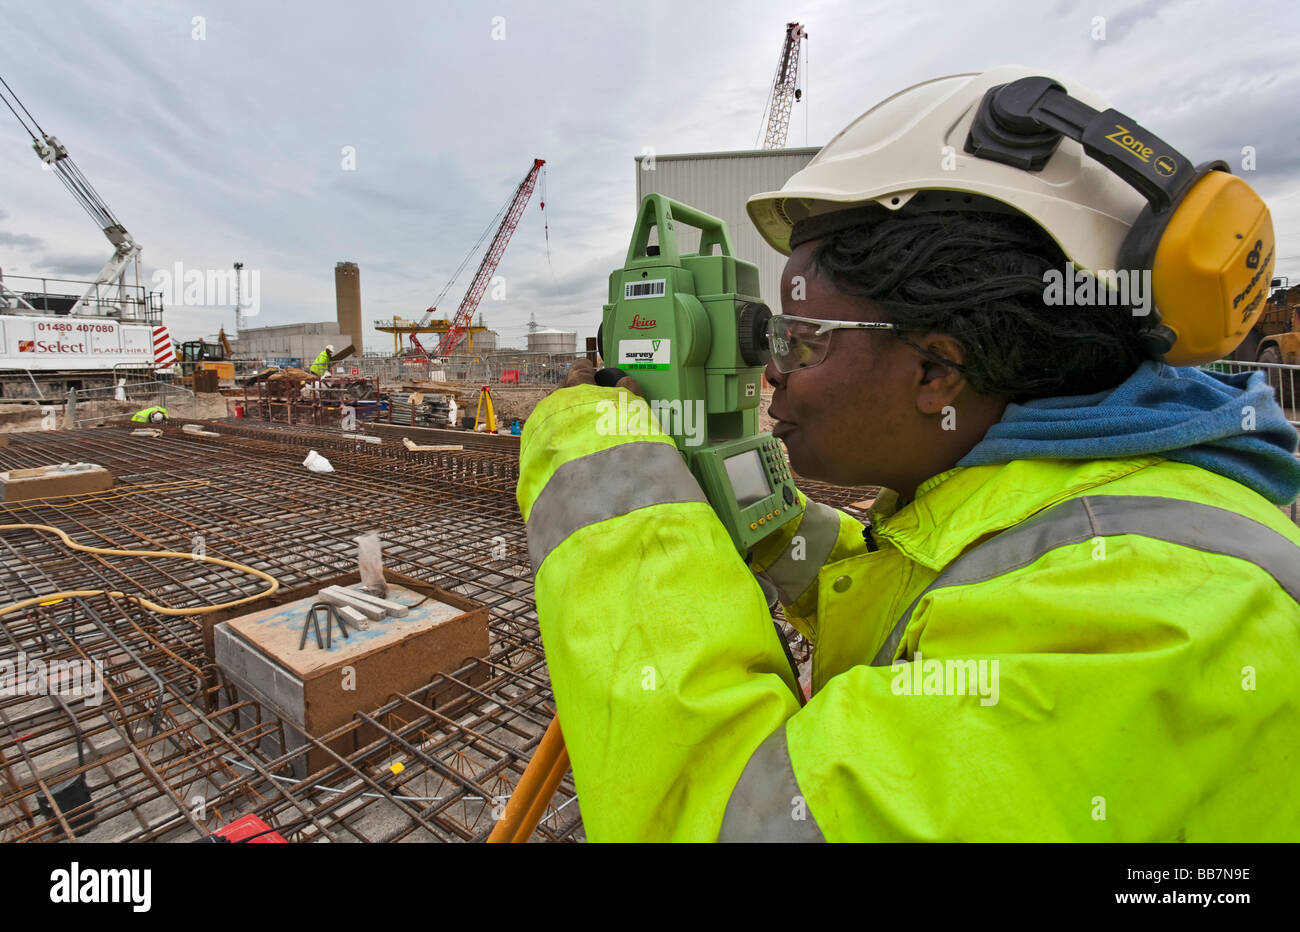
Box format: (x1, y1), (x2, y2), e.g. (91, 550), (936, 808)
(718, 728), (825, 842)
(871, 494), (1300, 666)
(764, 500), (840, 606)
(525, 441), (707, 574)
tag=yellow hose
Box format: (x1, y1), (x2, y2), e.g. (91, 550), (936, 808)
(0, 523), (279, 617)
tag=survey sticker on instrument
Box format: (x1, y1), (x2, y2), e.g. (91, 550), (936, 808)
(619, 339), (671, 370)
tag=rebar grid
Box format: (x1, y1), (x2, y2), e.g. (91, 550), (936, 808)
(0, 593), (318, 843)
(0, 422), (562, 841)
(0, 420), (867, 842)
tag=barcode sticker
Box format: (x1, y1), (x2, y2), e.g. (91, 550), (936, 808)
(624, 279), (666, 300)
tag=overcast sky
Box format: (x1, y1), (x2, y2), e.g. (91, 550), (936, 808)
(2, 0), (1299, 347)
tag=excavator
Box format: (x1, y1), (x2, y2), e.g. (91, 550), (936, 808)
(176, 328), (235, 387)
(1245, 278), (1300, 367)
(1225, 277), (1300, 405)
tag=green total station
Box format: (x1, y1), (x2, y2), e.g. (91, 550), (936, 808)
(598, 194), (804, 553)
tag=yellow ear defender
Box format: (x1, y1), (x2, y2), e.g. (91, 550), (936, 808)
(966, 76), (1274, 366)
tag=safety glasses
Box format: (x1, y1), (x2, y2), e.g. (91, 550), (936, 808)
(766, 314), (897, 373)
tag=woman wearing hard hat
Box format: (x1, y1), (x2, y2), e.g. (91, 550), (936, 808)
(520, 66), (1299, 841)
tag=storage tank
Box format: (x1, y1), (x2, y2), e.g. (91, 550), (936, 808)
(471, 329), (499, 353)
(527, 329), (576, 354)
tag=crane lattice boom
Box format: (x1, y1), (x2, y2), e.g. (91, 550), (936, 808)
(759, 23), (807, 150)
(416, 158), (545, 359)
(1, 72), (143, 310)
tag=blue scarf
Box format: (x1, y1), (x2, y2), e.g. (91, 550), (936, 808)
(958, 361), (1300, 504)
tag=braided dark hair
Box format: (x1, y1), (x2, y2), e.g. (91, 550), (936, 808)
(809, 210), (1148, 400)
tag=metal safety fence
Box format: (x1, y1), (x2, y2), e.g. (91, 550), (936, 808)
(348, 352), (591, 386)
(1201, 359), (1300, 427)
(1202, 358), (1300, 527)
(64, 380), (195, 426)
(441, 352), (588, 384)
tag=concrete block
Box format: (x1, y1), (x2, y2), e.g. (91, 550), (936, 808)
(213, 584), (489, 778)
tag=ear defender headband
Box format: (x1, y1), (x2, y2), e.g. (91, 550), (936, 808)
(965, 76), (1274, 366)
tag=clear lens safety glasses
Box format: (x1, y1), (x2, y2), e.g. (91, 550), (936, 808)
(765, 314), (897, 373)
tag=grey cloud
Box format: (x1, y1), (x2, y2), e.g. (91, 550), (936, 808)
(0, 231), (43, 249)
(507, 254), (622, 308)
(332, 175), (445, 216)
(1094, 0), (1172, 42)
(36, 254), (105, 278)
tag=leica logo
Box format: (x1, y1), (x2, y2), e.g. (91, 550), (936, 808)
(629, 314), (656, 330)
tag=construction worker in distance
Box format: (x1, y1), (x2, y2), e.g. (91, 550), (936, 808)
(310, 344), (334, 378)
(130, 406), (167, 424)
(517, 66), (1300, 841)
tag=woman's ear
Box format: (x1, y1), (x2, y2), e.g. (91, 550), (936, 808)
(913, 334), (968, 415)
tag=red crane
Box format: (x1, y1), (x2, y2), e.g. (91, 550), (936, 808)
(411, 158), (546, 359)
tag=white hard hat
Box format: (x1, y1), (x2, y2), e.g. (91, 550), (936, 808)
(747, 65), (1148, 274)
(325, 344), (335, 353)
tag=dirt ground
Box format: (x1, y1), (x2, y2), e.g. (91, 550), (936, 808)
(0, 404), (51, 433)
(398, 381), (550, 428)
(0, 394), (231, 433)
(479, 387), (551, 425)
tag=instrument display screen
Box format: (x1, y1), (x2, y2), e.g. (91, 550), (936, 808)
(723, 449), (772, 508)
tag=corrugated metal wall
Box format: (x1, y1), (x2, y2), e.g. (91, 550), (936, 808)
(635, 148), (819, 313)
(231, 321), (356, 364)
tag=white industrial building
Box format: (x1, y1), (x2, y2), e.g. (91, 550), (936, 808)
(230, 320), (359, 369)
(634, 147), (820, 314)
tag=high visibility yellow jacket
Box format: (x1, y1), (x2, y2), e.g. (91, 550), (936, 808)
(310, 350), (331, 377)
(518, 384), (1300, 841)
(130, 406), (167, 423)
